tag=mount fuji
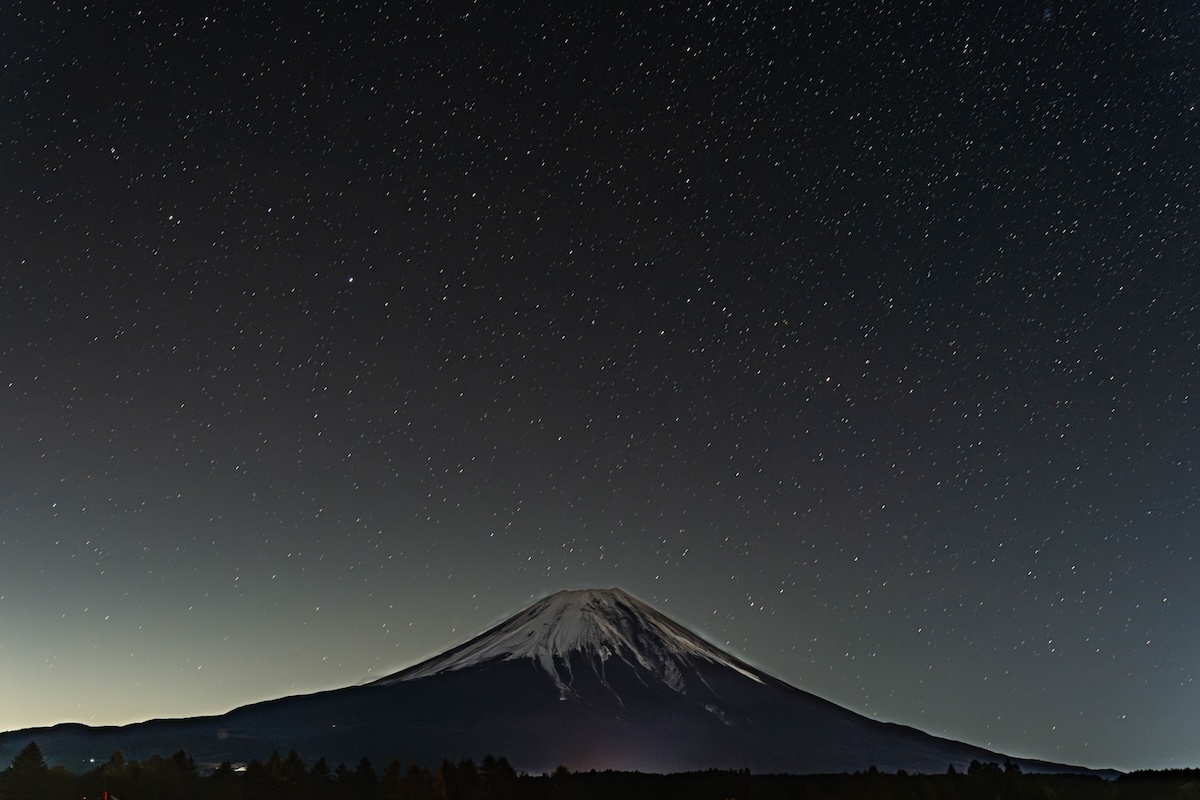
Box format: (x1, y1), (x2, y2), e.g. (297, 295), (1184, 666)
(0, 588), (1106, 775)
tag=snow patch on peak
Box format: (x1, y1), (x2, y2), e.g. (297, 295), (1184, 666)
(372, 588), (764, 695)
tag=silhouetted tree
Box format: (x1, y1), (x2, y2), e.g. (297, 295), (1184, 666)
(172, 748), (199, 780)
(968, 759), (1003, 780)
(209, 760), (247, 800)
(242, 756), (272, 799)
(311, 756), (332, 784)
(401, 762), (435, 800)
(432, 762), (450, 800)
(549, 765), (573, 800)
(453, 759), (481, 800)
(7, 741), (48, 775)
(335, 761), (354, 796)
(480, 754), (517, 800)
(282, 749), (307, 785)
(102, 749), (129, 779)
(357, 756), (379, 788)
(3, 741), (51, 800)
(265, 749), (285, 781)
(382, 758), (404, 800)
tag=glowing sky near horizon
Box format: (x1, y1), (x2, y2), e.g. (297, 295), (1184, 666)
(2, 0), (1198, 773)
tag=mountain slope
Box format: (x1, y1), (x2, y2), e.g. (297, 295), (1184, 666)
(0, 588), (1111, 776)
(372, 587), (764, 693)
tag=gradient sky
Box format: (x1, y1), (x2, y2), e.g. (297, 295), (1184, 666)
(2, 0), (1197, 774)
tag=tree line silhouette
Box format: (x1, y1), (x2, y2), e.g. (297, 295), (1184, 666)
(3, 740), (1197, 800)
(0, 742), (525, 800)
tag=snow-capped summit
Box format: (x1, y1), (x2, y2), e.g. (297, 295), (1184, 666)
(371, 587), (763, 695)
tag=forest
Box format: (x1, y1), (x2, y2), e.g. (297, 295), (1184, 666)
(3, 740), (1200, 800)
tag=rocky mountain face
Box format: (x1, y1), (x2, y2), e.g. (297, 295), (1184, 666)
(0, 588), (1107, 776)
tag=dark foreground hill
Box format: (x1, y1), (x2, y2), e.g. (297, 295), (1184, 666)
(0, 749), (1171, 800)
(0, 757), (1155, 800)
(0, 588), (1114, 777)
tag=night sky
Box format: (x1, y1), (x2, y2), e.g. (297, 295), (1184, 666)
(2, 0), (1198, 773)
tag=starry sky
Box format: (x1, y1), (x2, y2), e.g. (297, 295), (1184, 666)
(2, 0), (1198, 774)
